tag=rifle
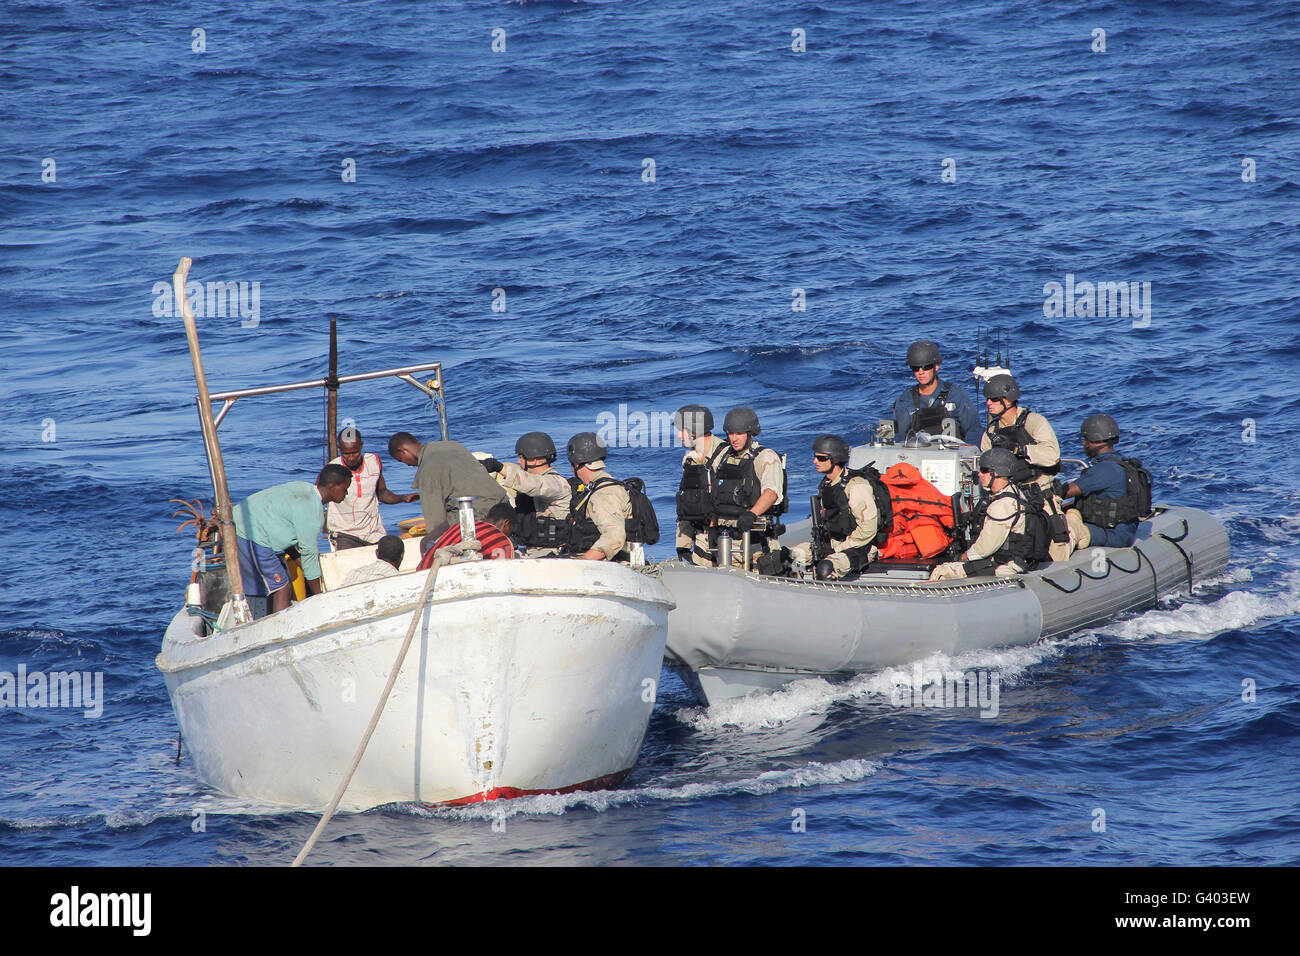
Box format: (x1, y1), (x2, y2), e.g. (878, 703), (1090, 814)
(809, 494), (831, 563)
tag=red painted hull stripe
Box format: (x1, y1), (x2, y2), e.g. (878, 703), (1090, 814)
(440, 768), (632, 806)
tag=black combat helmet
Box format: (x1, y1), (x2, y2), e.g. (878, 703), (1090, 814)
(673, 404), (714, 438)
(979, 447), (1020, 478)
(566, 431), (608, 466)
(515, 431), (557, 462)
(812, 434), (850, 464)
(1079, 414), (1120, 444)
(906, 340), (942, 368)
(723, 406), (761, 436)
(984, 373), (1020, 402)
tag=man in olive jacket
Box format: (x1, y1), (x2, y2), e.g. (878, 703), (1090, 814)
(388, 432), (507, 541)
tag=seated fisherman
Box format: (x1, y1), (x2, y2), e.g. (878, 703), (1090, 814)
(233, 464), (351, 614)
(478, 431), (571, 556)
(416, 502), (517, 568)
(340, 534), (407, 587)
(387, 432), (507, 545)
(892, 340), (980, 441)
(930, 448), (1049, 580)
(789, 434), (884, 581)
(1058, 414), (1148, 549)
(327, 427), (419, 550)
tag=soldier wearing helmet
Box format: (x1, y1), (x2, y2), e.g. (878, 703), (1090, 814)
(479, 431), (572, 556)
(891, 340), (980, 442)
(979, 372), (1075, 561)
(673, 404), (730, 565)
(930, 448), (1049, 580)
(789, 434), (884, 580)
(564, 431), (632, 561)
(711, 407), (787, 569)
(1057, 414), (1145, 549)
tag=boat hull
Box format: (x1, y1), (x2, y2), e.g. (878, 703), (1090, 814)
(660, 505), (1229, 704)
(158, 560), (674, 809)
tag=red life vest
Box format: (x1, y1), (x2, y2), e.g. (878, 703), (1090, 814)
(417, 520), (514, 568)
(875, 463), (955, 560)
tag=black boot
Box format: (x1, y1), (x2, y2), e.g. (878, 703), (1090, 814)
(814, 559), (836, 581)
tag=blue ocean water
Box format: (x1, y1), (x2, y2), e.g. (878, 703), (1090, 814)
(1, 0), (1298, 866)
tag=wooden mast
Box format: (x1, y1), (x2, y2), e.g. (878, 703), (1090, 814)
(325, 316), (339, 464)
(175, 257), (253, 626)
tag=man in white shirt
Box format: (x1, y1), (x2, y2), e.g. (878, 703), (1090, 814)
(339, 535), (407, 587)
(328, 427), (418, 549)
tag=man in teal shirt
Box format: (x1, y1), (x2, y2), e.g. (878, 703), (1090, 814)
(233, 464), (351, 614)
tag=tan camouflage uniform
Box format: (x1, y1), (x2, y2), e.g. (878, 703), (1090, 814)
(578, 461), (631, 561)
(930, 486), (1028, 580)
(498, 461), (572, 557)
(790, 471), (879, 576)
(980, 409), (1075, 561)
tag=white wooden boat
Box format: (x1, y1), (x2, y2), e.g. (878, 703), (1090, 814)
(159, 559), (673, 808)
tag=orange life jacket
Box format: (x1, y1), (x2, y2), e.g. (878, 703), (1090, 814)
(876, 463), (955, 560)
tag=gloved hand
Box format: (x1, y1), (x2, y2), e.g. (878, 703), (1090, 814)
(735, 510), (757, 533)
(929, 562), (966, 581)
(1051, 479), (1069, 499)
(676, 547), (693, 562)
(480, 457), (504, 474)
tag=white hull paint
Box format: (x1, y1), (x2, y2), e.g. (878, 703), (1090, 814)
(159, 560), (674, 809)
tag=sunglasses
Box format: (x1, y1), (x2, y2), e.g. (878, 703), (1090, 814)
(813, 454), (832, 462)
(910, 364), (937, 372)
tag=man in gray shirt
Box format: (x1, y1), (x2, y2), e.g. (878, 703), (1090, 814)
(388, 432), (507, 540)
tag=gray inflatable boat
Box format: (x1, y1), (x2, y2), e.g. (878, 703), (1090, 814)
(658, 440), (1230, 706)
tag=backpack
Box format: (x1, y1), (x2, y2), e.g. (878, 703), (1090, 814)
(853, 464), (894, 546)
(623, 477), (660, 545)
(1120, 457), (1154, 520)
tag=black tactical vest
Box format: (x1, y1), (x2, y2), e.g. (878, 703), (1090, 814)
(972, 484), (1050, 570)
(1076, 452), (1150, 528)
(817, 466), (892, 546)
(567, 475), (626, 555)
(908, 382), (961, 439)
(985, 407), (1059, 479)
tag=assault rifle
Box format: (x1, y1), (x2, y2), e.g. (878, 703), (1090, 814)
(809, 495), (831, 563)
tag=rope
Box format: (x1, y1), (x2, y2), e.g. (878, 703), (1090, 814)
(291, 540), (479, 867)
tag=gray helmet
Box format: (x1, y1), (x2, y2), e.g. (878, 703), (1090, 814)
(812, 434), (850, 464)
(1080, 413), (1120, 444)
(906, 340), (942, 368)
(673, 404), (714, 438)
(566, 431), (608, 466)
(984, 373), (1020, 402)
(723, 406), (761, 436)
(515, 431), (557, 462)
(979, 447), (1020, 479)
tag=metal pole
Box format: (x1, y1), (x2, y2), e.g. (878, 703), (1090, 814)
(325, 316), (339, 464)
(175, 258), (252, 626)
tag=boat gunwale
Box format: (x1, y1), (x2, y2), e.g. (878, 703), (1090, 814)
(159, 572), (674, 675)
